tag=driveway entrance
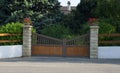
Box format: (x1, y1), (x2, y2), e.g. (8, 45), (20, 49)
(32, 33), (90, 57)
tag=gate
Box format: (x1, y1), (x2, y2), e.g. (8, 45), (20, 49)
(32, 33), (90, 57)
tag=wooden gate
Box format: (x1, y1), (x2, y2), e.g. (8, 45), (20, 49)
(32, 33), (90, 57)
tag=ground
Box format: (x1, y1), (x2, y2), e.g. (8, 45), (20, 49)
(0, 57), (120, 73)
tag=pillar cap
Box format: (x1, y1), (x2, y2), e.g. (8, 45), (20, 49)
(90, 26), (99, 29)
(23, 25), (32, 28)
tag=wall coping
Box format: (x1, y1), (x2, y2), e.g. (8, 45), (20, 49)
(23, 25), (32, 28)
(90, 26), (99, 29)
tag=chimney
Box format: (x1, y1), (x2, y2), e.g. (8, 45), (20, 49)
(67, 1), (71, 11)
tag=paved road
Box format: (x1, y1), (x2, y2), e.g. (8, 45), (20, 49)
(0, 57), (120, 73)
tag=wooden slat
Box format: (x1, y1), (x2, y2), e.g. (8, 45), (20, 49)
(0, 40), (22, 43)
(99, 34), (120, 37)
(0, 33), (21, 37)
(99, 41), (120, 44)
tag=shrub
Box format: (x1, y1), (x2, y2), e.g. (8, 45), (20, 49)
(99, 20), (116, 34)
(79, 23), (90, 35)
(0, 22), (36, 45)
(98, 19), (117, 46)
(0, 22), (23, 34)
(41, 24), (72, 39)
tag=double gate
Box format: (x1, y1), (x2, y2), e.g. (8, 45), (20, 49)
(32, 33), (90, 57)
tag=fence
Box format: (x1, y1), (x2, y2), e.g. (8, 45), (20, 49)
(0, 33), (22, 58)
(99, 33), (120, 45)
(0, 33), (22, 44)
(0, 25), (99, 59)
(98, 33), (120, 59)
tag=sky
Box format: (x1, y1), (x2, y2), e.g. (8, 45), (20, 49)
(58, 0), (80, 6)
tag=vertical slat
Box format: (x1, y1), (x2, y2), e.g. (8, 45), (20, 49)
(62, 39), (67, 57)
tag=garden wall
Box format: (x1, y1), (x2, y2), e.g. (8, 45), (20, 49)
(98, 46), (120, 59)
(0, 45), (22, 59)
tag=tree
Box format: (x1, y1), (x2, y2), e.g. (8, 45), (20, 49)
(62, 0), (120, 34)
(76, 0), (120, 22)
(94, 0), (120, 19)
(61, 11), (79, 34)
(93, 0), (120, 33)
(75, 0), (97, 24)
(62, 0), (97, 34)
(0, 0), (61, 33)
(41, 24), (71, 39)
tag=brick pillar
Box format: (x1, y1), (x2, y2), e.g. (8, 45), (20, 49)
(23, 25), (32, 57)
(90, 26), (99, 59)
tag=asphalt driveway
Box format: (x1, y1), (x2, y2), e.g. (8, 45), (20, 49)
(0, 57), (120, 73)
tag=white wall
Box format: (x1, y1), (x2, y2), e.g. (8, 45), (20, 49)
(0, 45), (22, 59)
(98, 47), (120, 59)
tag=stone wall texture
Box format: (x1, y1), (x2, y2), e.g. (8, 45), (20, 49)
(23, 25), (32, 57)
(90, 26), (99, 58)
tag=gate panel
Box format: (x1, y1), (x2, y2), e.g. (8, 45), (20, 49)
(32, 33), (63, 56)
(66, 46), (89, 57)
(66, 34), (89, 57)
(32, 45), (63, 56)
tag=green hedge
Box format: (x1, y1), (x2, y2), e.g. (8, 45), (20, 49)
(41, 24), (72, 39)
(0, 22), (35, 45)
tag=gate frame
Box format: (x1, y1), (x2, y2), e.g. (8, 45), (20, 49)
(31, 33), (90, 57)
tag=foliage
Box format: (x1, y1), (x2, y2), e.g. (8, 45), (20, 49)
(99, 19), (116, 34)
(98, 19), (117, 46)
(61, 0), (98, 34)
(75, 0), (97, 24)
(94, 0), (120, 19)
(64, 0), (120, 35)
(34, 12), (64, 33)
(0, 22), (36, 34)
(0, 0), (61, 33)
(96, 18), (120, 33)
(61, 12), (81, 35)
(77, 0), (120, 20)
(0, 22), (23, 34)
(79, 23), (90, 35)
(92, 0), (120, 33)
(0, 22), (23, 45)
(41, 24), (72, 39)
(0, 22), (36, 45)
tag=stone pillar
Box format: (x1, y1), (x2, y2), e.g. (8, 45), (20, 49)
(90, 26), (99, 59)
(23, 25), (32, 57)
